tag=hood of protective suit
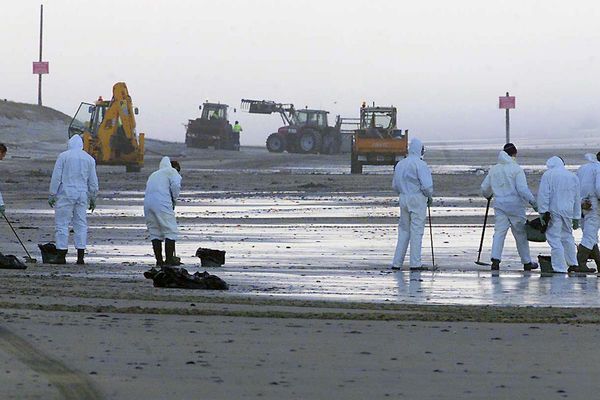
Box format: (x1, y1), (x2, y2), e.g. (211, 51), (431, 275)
(159, 156), (172, 170)
(157, 156), (180, 178)
(497, 151), (514, 164)
(585, 153), (598, 163)
(408, 138), (423, 157)
(68, 135), (84, 150)
(546, 156), (564, 169)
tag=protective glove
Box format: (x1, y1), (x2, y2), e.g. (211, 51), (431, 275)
(427, 196), (433, 207)
(573, 219), (580, 230)
(530, 201), (539, 212)
(0, 205), (5, 216)
(88, 197), (96, 212)
(172, 199), (176, 210)
(539, 213), (547, 227)
(48, 195), (57, 208)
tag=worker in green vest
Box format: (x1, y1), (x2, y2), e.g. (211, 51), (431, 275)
(232, 121), (242, 150)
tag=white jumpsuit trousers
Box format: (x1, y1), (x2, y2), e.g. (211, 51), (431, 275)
(393, 192), (427, 267)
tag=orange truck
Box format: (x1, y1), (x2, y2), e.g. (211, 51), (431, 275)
(350, 104), (408, 174)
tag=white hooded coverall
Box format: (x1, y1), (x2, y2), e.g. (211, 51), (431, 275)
(392, 138), (433, 267)
(49, 135), (99, 250)
(538, 156), (581, 272)
(481, 151), (535, 264)
(576, 153), (600, 249)
(144, 157), (181, 241)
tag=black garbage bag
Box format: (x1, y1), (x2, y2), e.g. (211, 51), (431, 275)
(195, 247), (226, 268)
(144, 267), (229, 290)
(0, 252), (27, 270)
(38, 242), (61, 264)
(525, 217), (547, 242)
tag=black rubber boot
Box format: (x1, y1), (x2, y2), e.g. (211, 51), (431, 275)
(524, 262), (539, 271)
(53, 249), (67, 265)
(491, 258), (500, 271)
(152, 239), (164, 267)
(570, 245), (597, 273)
(76, 249), (85, 265)
(164, 239), (181, 266)
(591, 245), (600, 270)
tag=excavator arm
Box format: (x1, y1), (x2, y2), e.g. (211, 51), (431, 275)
(78, 82), (145, 171)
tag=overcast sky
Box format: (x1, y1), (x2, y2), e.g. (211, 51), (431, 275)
(2, 0), (600, 145)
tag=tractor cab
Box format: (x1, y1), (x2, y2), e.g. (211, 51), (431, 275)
(294, 109), (329, 128)
(201, 103), (229, 121)
(69, 97), (139, 139)
(359, 106), (399, 138)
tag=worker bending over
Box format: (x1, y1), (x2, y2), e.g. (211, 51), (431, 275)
(391, 138), (433, 270)
(49, 135), (99, 264)
(144, 156), (182, 267)
(0, 143), (6, 217)
(538, 156), (581, 273)
(481, 143), (538, 271)
(575, 153), (600, 272)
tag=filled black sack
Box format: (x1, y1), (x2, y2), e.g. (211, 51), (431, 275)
(525, 217), (547, 242)
(195, 247), (226, 267)
(38, 242), (61, 264)
(144, 267), (229, 290)
(0, 252), (27, 270)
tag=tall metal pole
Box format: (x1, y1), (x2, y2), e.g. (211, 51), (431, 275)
(505, 91), (510, 143)
(38, 4), (43, 106)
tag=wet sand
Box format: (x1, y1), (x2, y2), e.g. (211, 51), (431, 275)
(1, 145), (600, 399)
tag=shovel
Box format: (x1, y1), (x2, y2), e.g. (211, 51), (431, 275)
(475, 198), (491, 266)
(2, 213), (37, 263)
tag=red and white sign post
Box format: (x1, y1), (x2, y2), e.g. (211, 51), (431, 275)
(32, 4), (49, 106)
(499, 92), (515, 144)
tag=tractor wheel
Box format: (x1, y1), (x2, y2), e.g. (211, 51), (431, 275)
(350, 151), (362, 174)
(266, 133), (286, 153)
(321, 132), (341, 154)
(297, 129), (322, 154)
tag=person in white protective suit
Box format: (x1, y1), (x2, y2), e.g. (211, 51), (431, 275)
(144, 156), (182, 267)
(537, 156), (581, 273)
(480, 143), (539, 271)
(48, 135), (99, 265)
(391, 138), (433, 269)
(574, 153), (600, 272)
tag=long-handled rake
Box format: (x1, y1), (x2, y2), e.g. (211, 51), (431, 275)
(2, 213), (37, 263)
(475, 198), (491, 266)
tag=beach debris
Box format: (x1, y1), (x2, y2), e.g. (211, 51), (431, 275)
(195, 247), (226, 268)
(144, 267), (229, 290)
(38, 242), (64, 264)
(525, 218), (547, 242)
(0, 252), (27, 269)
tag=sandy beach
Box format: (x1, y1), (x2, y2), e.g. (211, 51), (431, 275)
(2, 144), (600, 399)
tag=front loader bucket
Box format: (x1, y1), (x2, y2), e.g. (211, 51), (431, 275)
(240, 99), (277, 114)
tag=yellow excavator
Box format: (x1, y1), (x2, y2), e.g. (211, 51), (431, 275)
(68, 82), (145, 172)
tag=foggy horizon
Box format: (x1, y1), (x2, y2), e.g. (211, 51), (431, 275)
(2, 0), (600, 146)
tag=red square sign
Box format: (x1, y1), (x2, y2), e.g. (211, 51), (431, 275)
(32, 61), (49, 74)
(499, 96), (515, 109)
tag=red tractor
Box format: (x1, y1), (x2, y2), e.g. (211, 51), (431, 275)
(241, 99), (342, 154)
